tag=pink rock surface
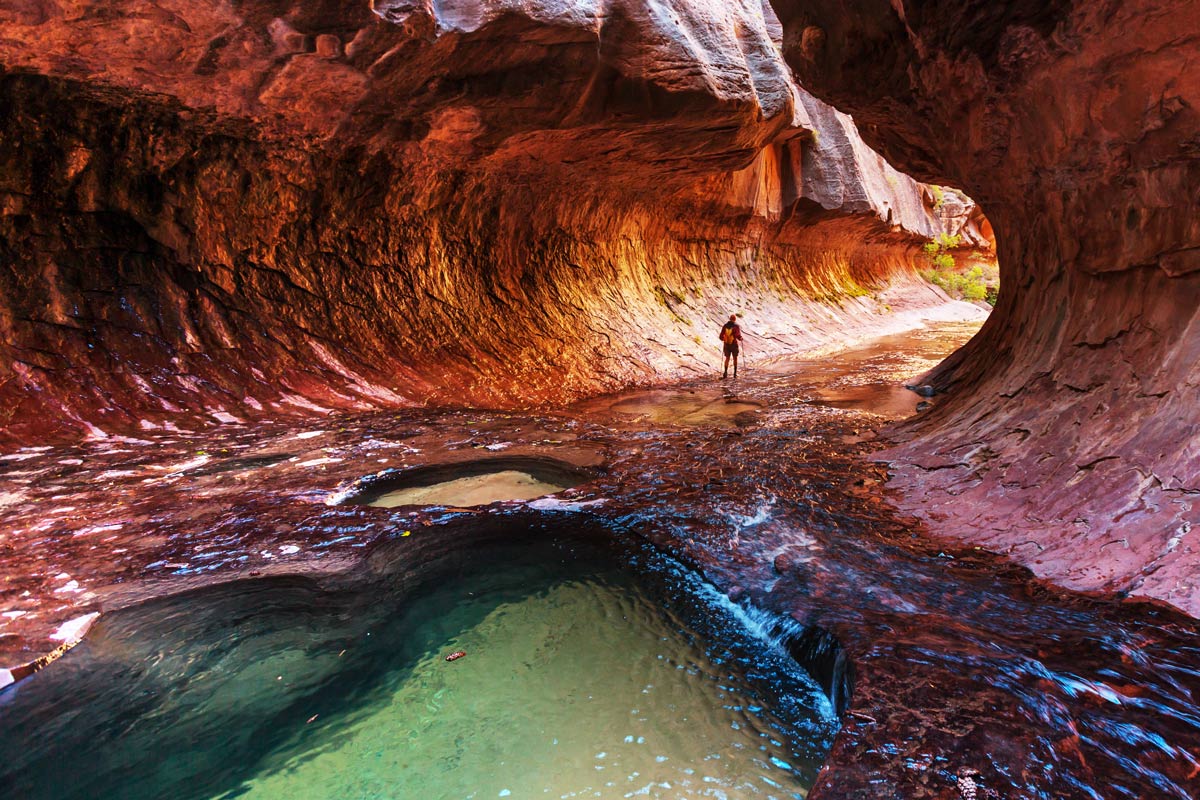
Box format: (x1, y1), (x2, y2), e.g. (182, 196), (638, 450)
(771, 1), (1200, 616)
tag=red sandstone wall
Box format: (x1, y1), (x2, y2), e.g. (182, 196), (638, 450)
(0, 2), (981, 445)
(771, 0), (1200, 615)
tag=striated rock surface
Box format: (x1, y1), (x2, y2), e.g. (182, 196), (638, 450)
(771, 1), (1200, 617)
(0, 0), (983, 445)
(4, 2), (1200, 797)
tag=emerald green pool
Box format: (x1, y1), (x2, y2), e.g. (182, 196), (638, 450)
(0, 532), (837, 799)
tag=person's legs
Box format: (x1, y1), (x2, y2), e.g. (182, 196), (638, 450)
(723, 353), (730, 378)
(732, 350), (739, 378)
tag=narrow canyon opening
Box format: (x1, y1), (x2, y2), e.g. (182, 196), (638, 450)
(1, 1), (1198, 799)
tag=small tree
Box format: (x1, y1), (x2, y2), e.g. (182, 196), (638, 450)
(920, 233), (994, 306)
(930, 185), (946, 210)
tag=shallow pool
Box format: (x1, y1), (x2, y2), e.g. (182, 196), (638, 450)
(608, 391), (763, 428)
(368, 469), (568, 508)
(346, 457), (594, 509)
(0, 533), (837, 800)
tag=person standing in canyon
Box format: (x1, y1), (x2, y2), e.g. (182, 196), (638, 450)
(719, 314), (743, 379)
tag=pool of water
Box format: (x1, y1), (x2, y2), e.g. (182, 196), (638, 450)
(765, 321), (981, 417)
(367, 469), (568, 508)
(0, 531), (837, 800)
(606, 391), (763, 428)
(806, 384), (927, 418)
(346, 457), (594, 509)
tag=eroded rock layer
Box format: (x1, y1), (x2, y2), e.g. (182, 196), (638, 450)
(771, 0), (1200, 616)
(0, 1), (982, 445)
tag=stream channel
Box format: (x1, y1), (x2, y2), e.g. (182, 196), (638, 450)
(1, 320), (1199, 800)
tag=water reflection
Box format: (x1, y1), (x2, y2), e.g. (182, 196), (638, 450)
(605, 391), (764, 428)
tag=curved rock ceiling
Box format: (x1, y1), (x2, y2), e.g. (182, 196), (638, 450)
(0, 0), (984, 439)
(0, 0), (1194, 621)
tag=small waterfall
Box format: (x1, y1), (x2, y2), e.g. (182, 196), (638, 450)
(721, 597), (808, 651)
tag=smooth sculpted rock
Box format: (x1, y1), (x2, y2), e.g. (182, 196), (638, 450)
(769, 2), (1200, 614)
(0, 0), (987, 444)
(0, 0), (796, 158)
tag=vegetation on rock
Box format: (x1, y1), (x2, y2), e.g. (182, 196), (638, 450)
(919, 234), (997, 305)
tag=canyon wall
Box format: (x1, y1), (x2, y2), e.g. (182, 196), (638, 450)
(770, 1), (1200, 614)
(4, 0), (1195, 620)
(0, 0), (983, 445)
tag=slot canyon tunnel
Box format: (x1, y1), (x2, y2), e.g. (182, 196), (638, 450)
(0, 1), (1198, 799)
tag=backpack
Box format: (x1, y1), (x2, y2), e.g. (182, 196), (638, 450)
(720, 324), (736, 344)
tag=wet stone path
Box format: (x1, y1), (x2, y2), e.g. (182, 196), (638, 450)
(2, 321), (1199, 799)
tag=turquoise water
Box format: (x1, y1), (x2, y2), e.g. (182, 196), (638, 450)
(0, 535), (837, 799)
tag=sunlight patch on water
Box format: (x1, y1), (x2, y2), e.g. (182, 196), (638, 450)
(367, 469), (569, 508)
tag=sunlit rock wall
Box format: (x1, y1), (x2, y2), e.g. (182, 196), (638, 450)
(0, 1), (981, 444)
(771, 0), (1200, 616)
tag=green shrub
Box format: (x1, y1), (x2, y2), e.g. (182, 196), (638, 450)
(844, 280), (871, 298)
(654, 286), (686, 307)
(923, 233), (962, 269)
(922, 258), (993, 304)
(934, 232), (962, 250)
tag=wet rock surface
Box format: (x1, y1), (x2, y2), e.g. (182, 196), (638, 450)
(3, 322), (1199, 799)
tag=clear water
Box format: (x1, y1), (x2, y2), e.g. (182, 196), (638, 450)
(608, 391), (762, 427)
(368, 470), (568, 508)
(0, 536), (837, 800)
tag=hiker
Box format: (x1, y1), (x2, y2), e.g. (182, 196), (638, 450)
(718, 314), (743, 379)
